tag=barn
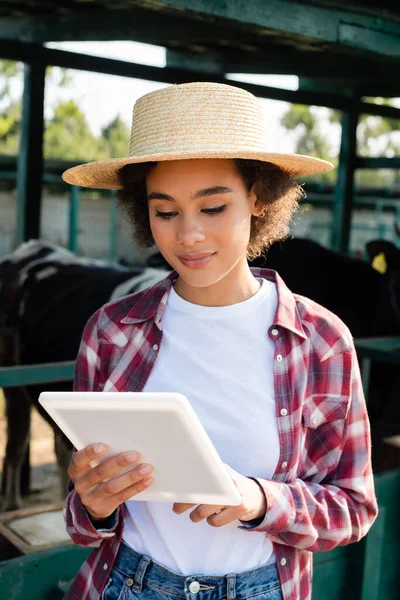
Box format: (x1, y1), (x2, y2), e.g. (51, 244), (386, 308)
(0, 1), (400, 599)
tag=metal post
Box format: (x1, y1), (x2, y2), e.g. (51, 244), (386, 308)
(109, 190), (118, 263)
(15, 61), (46, 247)
(331, 109), (359, 254)
(68, 185), (80, 253)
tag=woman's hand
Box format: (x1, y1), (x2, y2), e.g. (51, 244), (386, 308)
(173, 465), (267, 527)
(67, 443), (154, 521)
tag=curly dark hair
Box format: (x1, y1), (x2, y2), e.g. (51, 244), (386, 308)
(116, 159), (305, 261)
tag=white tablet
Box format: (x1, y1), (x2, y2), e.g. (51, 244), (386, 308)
(38, 391), (242, 506)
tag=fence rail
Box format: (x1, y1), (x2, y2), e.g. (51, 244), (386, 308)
(1, 338), (400, 393)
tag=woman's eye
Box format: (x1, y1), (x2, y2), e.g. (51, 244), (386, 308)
(155, 205), (226, 220)
(202, 205), (226, 215)
(155, 211), (177, 219)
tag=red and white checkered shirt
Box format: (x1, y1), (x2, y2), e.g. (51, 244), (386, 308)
(63, 267), (378, 600)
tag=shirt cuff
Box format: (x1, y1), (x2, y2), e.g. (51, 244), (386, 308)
(88, 509), (119, 531)
(238, 478), (296, 534)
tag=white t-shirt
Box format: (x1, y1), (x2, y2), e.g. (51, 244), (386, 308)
(122, 277), (280, 575)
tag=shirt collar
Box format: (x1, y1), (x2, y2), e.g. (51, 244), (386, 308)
(120, 267), (307, 339)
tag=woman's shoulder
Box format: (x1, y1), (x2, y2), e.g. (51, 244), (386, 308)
(293, 292), (354, 357)
(85, 271), (172, 335)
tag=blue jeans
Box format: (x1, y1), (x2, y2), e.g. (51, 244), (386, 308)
(101, 541), (283, 600)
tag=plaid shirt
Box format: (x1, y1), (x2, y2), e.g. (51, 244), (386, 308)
(64, 267), (378, 600)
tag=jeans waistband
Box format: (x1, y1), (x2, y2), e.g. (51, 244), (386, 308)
(114, 541), (281, 600)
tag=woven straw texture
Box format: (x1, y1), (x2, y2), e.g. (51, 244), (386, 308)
(62, 82), (334, 190)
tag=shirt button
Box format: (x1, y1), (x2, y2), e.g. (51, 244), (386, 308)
(282, 461), (288, 469)
(189, 581), (201, 594)
(126, 578), (134, 587)
(103, 563), (108, 570)
(271, 328), (279, 336)
(276, 354), (283, 361)
(312, 417), (319, 426)
(280, 557), (287, 566)
(153, 344), (159, 351)
(280, 408), (288, 416)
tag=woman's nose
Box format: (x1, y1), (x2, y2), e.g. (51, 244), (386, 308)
(176, 215), (206, 245)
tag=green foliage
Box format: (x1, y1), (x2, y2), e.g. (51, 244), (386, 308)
(281, 105), (338, 184)
(0, 60), (130, 163)
(0, 60), (20, 102)
(44, 99), (103, 160)
(99, 114), (130, 159)
(0, 101), (20, 155)
(281, 100), (400, 187)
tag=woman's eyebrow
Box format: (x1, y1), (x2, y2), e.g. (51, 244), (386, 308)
(147, 186), (232, 202)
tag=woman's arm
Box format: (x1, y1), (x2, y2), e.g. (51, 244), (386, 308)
(239, 343), (379, 552)
(64, 309), (125, 548)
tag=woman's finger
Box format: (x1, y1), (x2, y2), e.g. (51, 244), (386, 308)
(67, 444), (108, 482)
(189, 504), (225, 523)
(205, 505), (243, 527)
(82, 462), (153, 505)
(75, 450), (141, 494)
(173, 503), (196, 514)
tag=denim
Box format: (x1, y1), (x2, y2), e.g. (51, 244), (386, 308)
(101, 541), (283, 600)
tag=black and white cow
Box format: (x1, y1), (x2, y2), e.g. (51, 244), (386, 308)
(0, 240), (167, 512)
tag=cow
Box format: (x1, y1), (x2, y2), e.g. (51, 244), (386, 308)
(365, 239), (400, 273)
(0, 240), (167, 512)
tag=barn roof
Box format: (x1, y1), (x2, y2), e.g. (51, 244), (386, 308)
(0, 0), (399, 96)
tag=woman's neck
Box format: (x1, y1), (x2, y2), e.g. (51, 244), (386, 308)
(172, 260), (261, 307)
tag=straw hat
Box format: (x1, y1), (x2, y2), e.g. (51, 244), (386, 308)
(62, 81), (334, 189)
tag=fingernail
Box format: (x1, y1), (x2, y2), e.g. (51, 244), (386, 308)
(143, 476), (153, 486)
(139, 464), (152, 475)
(94, 444), (106, 454)
(126, 451), (139, 462)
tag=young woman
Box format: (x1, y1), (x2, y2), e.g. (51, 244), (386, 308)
(62, 82), (378, 600)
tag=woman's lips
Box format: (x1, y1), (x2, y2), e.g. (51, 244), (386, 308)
(177, 253), (215, 269)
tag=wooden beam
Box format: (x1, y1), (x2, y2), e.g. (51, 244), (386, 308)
(0, 9), (238, 44)
(166, 49), (225, 75)
(129, 0), (400, 61)
(15, 61), (45, 247)
(300, 77), (400, 101)
(356, 157), (400, 170)
(168, 48), (400, 80)
(331, 110), (359, 254)
(0, 39), (351, 112)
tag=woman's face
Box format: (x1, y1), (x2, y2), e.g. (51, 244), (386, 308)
(146, 159), (262, 290)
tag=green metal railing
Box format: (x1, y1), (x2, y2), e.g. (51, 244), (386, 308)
(1, 338), (400, 395)
(0, 362), (75, 388)
(0, 172), (118, 263)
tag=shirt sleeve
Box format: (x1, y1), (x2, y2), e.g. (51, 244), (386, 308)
(239, 342), (379, 552)
(63, 308), (125, 547)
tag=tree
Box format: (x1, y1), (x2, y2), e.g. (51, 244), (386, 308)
(281, 100), (400, 187)
(100, 114), (130, 158)
(0, 60), (130, 163)
(0, 101), (20, 156)
(0, 60), (74, 159)
(44, 99), (102, 160)
(280, 104), (337, 184)
(0, 60), (19, 103)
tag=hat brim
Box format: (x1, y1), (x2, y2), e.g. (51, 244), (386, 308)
(62, 151), (334, 190)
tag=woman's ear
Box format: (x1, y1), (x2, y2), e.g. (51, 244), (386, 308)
(249, 186), (264, 217)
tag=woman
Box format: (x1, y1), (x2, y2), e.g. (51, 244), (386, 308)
(62, 82), (378, 600)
